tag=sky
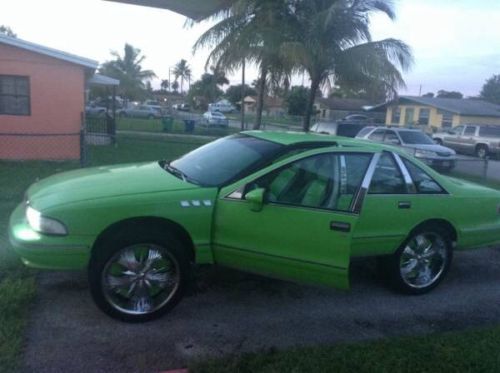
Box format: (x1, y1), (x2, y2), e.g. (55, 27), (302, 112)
(2, 0), (500, 97)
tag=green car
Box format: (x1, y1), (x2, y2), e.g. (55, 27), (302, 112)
(9, 131), (500, 322)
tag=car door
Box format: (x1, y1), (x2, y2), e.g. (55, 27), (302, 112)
(213, 150), (374, 289)
(351, 151), (447, 257)
(442, 125), (464, 151)
(461, 125), (477, 154)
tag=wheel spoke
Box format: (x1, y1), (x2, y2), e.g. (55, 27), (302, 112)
(117, 249), (140, 271)
(401, 258), (418, 276)
(106, 274), (134, 291)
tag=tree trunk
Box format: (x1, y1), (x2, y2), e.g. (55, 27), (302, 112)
(254, 64), (268, 130)
(241, 59), (246, 131)
(303, 75), (322, 132)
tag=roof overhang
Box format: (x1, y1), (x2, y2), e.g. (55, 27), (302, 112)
(0, 34), (98, 70)
(88, 74), (120, 86)
(106, 0), (232, 20)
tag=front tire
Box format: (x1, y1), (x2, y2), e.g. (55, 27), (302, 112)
(382, 227), (453, 295)
(88, 231), (190, 322)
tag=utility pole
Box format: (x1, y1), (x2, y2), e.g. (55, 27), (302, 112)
(241, 59), (246, 131)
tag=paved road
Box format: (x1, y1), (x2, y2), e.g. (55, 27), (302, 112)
(22, 246), (500, 373)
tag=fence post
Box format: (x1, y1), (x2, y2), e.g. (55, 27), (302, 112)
(483, 156), (489, 181)
(80, 112), (88, 167)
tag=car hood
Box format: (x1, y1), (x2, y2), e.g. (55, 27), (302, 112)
(402, 143), (456, 155)
(27, 162), (200, 209)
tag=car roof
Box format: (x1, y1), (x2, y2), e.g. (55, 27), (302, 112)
(243, 130), (392, 152)
(369, 126), (422, 133)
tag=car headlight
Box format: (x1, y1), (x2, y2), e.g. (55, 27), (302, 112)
(414, 149), (438, 158)
(26, 206), (68, 236)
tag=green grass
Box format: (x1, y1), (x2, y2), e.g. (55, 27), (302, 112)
(116, 117), (239, 137)
(190, 326), (500, 372)
(0, 161), (76, 371)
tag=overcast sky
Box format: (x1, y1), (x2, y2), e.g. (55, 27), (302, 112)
(2, 0), (500, 97)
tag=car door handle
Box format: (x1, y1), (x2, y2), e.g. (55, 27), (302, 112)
(398, 201), (411, 209)
(330, 221), (351, 232)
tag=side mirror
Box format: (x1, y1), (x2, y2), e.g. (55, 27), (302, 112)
(245, 188), (265, 212)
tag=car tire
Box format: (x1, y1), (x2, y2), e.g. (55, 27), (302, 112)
(88, 229), (190, 322)
(475, 144), (488, 159)
(381, 226), (453, 295)
(434, 138), (443, 145)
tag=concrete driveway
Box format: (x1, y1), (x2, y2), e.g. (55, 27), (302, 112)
(21, 246), (500, 373)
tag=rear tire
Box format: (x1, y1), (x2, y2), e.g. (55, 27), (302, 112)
(88, 229), (190, 322)
(380, 226), (453, 295)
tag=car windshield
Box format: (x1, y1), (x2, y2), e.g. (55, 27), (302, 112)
(398, 131), (434, 145)
(169, 134), (284, 186)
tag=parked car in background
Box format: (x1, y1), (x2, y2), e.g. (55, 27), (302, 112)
(433, 124), (500, 159)
(120, 105), (162, 119)
(10, 132), (500, 322)
(209, 99), (236, 113)
(310, 121), (369, 138)
(85, 103), (107, 117)
(342, 114), (371, 122)
(203, 110), (229, 127)
(356, 127), (456, 171)
(173, 103), (191, 112)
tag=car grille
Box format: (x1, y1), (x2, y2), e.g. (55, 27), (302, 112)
(436, 152), (452, 157)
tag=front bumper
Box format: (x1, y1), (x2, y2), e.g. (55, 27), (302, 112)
(8, 203), (91, 270)
(419, 157), (456, 170)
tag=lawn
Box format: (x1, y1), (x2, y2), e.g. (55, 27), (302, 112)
(116, 117), (239, 137)
(190, 325), (500, 372)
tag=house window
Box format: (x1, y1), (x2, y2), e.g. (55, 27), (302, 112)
(391, 107), (401, 124)
(0, 75), (30, 115)
(440, 111), (453, 128)
(418, 108), (430, 125)
(404, 108), (415, 125)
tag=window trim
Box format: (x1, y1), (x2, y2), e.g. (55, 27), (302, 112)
(0, 75), (31, 116)
(400, 156), (449, 195)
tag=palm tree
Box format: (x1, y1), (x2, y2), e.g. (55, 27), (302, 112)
(173, 59), (192, 94)
(282, 0), (413, 131)
(99, 43), (156, 100)
(160, 79), (170, 92)
(193, 0), (293, 129)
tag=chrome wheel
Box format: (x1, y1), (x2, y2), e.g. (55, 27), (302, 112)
(399, 232), (447, 289)
(102, 244), (180, 316)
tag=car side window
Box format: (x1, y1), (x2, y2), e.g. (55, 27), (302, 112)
(402, 159), (445, 194)
(249, 153), (372, 211)
(384, 131), (401, 145)
(368, 129), (386, 141)
(451, 125), (464, 135)
(369, 152), (407, 194)
(464, 126), (476, 136)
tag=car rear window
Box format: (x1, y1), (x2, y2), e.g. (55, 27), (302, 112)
(336, 124), (367, 138)
(479, 127), (500, 138)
